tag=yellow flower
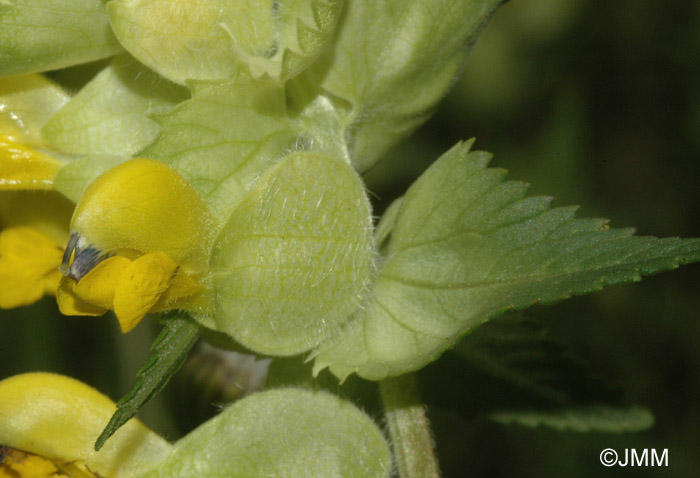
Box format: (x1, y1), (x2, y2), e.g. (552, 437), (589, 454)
(0, 74), (72, 309)
(0, 74), (67, 193)
(57, 158), (214, 333)
(0, 225), (64, 308)
(0, 161), (71, 309)
(0, 447), (76, 478)
(0, 373), (170, 478)
(0, 153), (72, 309)
(0, 144), (73, 309)
(1, 74), (212, 329)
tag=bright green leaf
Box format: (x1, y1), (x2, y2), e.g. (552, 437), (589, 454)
(289, 0), (503, 170)
(210, 150), (374, 356)
(314, 140), (700, 380)
(0, 0), (122, 76)
(42, 55), (188, 157)
(107, 0), (344, 84)
(141, 78), (298, 219)
(137, 388), (391, 478)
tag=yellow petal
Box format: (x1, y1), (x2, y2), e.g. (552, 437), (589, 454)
(0, 447), (98, 477)
(73, 255), (131, 309)
(71, 159), (213, 274)
(0, 227), (64, 308)
(0, 191), (74, 245)
(0, 448), (68, 478)
(151, 269), (203, 312)
(113, 252), (178, 333)
(0, 373), (171, 478)
(43, 268), (63, 297)
(0, 135), (62, 190)
(56, 276), (108, 317)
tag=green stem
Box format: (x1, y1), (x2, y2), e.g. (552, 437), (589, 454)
(379, 373), (441, 478)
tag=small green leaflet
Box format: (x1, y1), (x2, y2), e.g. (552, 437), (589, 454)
(95, 313), (199, 450)
(313, 140), (700, 381)
(43, 54), (188, 157)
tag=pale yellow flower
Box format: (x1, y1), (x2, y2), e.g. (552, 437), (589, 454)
(0, 127), (72, 307)
(0, 373), (170, 478)
(0, 73), (73, 308)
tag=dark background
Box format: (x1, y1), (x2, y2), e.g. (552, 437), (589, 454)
(2, 1), (699, 476)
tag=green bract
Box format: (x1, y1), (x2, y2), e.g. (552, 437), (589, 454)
(107, 0), (344, 84)
(0, 0), (122, 75)
(210, 150), (374, 355)
(42, 55), (188, 157)
(45, 55), (186, 202)
(313, 141), (700, 380)
(141, 77), (298, 219)
(289, 0), (504, 171)
(138, 388), (391, 478)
